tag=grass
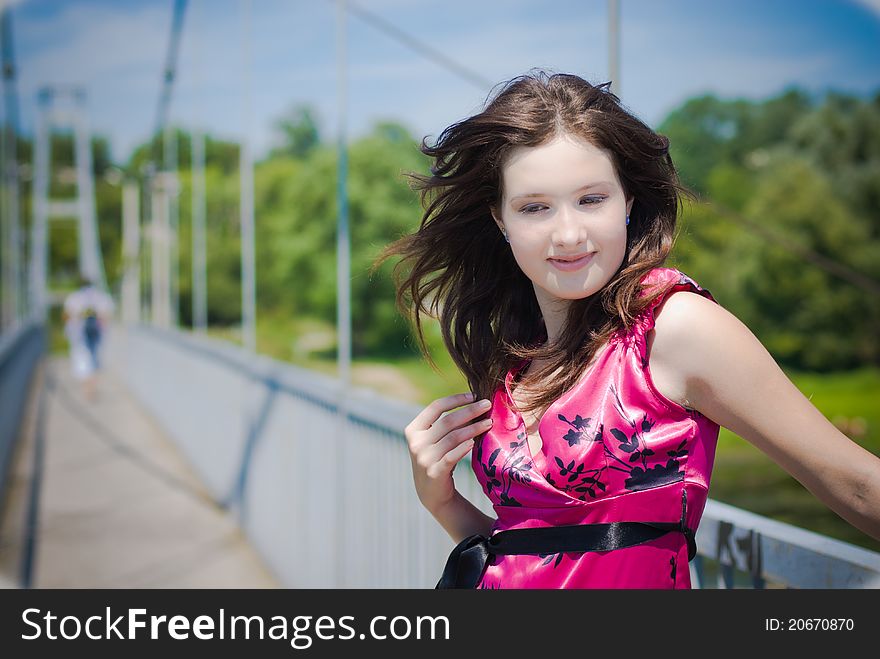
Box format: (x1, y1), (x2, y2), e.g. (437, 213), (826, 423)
(709, 367), (880, 553)
(205, 312), (470, 404)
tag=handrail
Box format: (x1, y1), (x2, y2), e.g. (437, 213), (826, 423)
(694, 499), (880, 588)
(0, 322), (46, 515)
(119, 325), (880, 588)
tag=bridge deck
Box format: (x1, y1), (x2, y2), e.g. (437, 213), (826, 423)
(0, 356), (279, 588)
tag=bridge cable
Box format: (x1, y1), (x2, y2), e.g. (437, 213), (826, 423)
(332, 0), (493, 90)
(150, 0), (189, 170)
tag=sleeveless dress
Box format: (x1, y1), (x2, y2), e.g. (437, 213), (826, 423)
(470, 267), (720, 589)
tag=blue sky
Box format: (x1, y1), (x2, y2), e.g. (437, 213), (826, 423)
(6, 0), (880, 163)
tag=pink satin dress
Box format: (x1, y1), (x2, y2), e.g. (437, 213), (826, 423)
(470, 267), (720, 588)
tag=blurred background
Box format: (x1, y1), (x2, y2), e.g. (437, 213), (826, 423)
(0, 0), (878, 589)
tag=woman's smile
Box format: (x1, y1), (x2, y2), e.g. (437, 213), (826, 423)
(548, 252), (596, 271)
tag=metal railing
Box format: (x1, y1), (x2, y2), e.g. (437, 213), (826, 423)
(0, 322), (45, 516)
(692, 499), (880, 588)
(113, 326), (880, 588)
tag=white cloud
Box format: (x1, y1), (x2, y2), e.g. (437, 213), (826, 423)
(12, 0), (879, 163)
(850, 0), (880, 18)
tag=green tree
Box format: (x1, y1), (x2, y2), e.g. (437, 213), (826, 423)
(667, 88), (880, 370)
(174, 165), (243, 326)
(126, 129), (240, 178)
(788, 91), (880, 236)
(269, 105), (321, 160)
(730, 156), (877, 369)
(256, 120), (429, 356)
(659, 89), (811, 194)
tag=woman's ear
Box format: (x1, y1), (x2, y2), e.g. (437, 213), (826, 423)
(490, 206), (504, 233)
(626, 197), (634, 216)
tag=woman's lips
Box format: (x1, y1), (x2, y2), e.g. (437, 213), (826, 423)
(548, 252), (595, 271)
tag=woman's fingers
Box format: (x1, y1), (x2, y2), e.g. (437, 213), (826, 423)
(406, 393), (491, 449)
(407, 392), (476, 433)
(405, 393), (494, 513)
(427, 433), (482, 479)
(434, 398), (493, 434)
(427, 417), (493, 469)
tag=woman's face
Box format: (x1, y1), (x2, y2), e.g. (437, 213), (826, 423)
(493, 132), (633, 311)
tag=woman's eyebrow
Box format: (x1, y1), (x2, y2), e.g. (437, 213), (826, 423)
(509, 181), (613, 202)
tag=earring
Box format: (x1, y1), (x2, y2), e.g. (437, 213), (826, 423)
(625, 214), (630, 226)
(502, 230), (510, 243)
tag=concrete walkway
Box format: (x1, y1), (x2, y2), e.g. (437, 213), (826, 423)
(0, 356), (279, 588)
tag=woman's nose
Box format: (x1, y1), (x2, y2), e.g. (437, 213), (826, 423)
(551, 206), (586, 246)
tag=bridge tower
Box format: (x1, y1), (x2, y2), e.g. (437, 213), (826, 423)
(29, 86), (106, 316)
(1, 5), (22, 328)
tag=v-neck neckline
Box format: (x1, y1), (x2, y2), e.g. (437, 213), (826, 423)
(503, 340), (615, 473)
(506, 358), (551, 464)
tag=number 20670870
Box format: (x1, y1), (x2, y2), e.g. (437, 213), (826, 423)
(764, 618), (854, 631)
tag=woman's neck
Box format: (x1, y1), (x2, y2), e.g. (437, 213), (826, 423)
(532, 284), (573, 345)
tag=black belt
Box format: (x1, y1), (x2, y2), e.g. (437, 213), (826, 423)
(435, 490), (697, 589)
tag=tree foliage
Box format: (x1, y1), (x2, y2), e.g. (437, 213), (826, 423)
(269, 105), (321, 160)
(665, 89), (880, 370)
(37, 89), (869, 370)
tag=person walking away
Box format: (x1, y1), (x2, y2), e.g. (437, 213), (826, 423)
(62, 276), (115, 401)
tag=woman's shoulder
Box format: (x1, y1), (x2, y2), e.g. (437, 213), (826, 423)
(639, 267), (710, 300)
(619, 267), (719, 365)
(635, 267), (717, 331)
(636, 269), (724, 415)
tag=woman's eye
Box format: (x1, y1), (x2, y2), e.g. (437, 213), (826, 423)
(519, 204), (546, 214)
(579, 195), (605, 205)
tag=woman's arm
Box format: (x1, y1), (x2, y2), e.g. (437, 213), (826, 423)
(404, 392), (498, 543)
(651, 291), (880, 541)
(430, 489), (496, 544)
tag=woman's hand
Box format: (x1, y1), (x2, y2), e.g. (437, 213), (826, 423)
(404, 392), (493, 514)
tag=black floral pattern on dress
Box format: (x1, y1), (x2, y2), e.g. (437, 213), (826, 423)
(606, 383), (685, 491)
(624, 459), (685, 492)
(533, 383), (688, 572)
(543, 418), (609, 501)
(540, 382), (687, 507)
(539, 551), (566, 568)
(475, 431), (532, 507)
(474, 437), (502, 496)
(559, 413), (593, 447)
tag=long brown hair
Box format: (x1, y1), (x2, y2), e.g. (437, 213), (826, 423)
(373, 71), (691, 416)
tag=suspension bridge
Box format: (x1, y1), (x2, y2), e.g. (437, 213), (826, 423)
(1, 0), (879, 590)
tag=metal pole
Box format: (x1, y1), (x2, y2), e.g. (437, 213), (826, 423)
(608, 0), (620, 96)
(192, 128), (207, 333)
(151, 0), (187, 326)
(0, 70), (8, 329)
(190, 0), (207, 334)
(335, 0), (351, 588)
(141, 168), (153, 323)
(164, 123), (179, 326)
(336, 6), (351, 391)
(1, 5), (21, 327)
(29, 90), (49, 320)
(151, 178), (170, 328)
(239, 0), (256, 353)
(121, 181), (140, 324)
(73, 89), (106, 291)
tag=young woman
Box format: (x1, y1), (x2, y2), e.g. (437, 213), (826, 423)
(375, 71), (880, 588)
